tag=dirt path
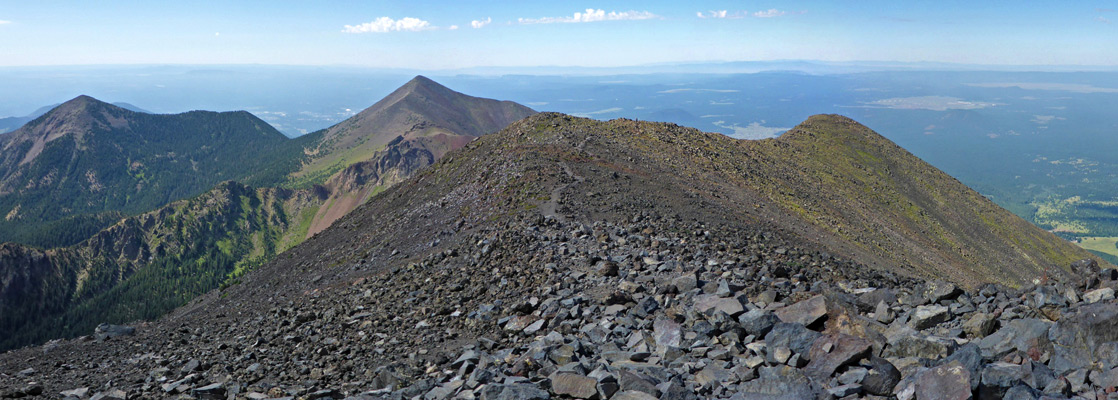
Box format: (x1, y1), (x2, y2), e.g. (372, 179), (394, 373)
(540, 138), (588, 222)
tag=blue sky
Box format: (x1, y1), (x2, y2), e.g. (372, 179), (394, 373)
(0, 1), (1115, 68)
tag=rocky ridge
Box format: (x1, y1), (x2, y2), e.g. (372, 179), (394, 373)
(0, 113), (1109, 399)
(1, 216), (1115, 399)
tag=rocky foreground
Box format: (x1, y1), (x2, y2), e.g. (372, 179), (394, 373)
(1, 212), (1117, 400)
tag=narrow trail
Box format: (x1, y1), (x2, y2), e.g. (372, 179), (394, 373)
(540, 137), (588, 222)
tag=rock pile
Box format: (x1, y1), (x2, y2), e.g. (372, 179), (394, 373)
(1, 213), (1115, 400)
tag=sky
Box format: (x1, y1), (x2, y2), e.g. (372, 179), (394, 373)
(0, 1), (1116, 69)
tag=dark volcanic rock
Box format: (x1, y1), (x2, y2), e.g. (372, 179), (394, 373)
(92, 324), (135, 341)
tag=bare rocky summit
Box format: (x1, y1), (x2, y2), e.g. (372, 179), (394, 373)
(0, 113), (1111, 399)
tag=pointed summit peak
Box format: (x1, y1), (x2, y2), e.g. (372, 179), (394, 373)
(778, 114), (893, 147)
(393, 75), (454, 97)
(60, 94), (104, 107)
(408, 75), (437, 86)
(49, 95), (126, 116)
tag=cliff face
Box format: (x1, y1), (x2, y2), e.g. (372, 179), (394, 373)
(306, 136), (437, 236)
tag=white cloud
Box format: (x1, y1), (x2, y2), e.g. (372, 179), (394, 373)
(343, 17), (433, 33)
(697, 10), (730, 19)
(448, 25), (459, 30)
(518, 9), (658, 24)
(753, 9), (787, 18)
(1098, 16), (1111, 24)
(471, 17), (492, 29)
(0, 20), (10, 25)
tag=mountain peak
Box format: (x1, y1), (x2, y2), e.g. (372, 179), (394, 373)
(56, 94), (107, 110)
(391, 75), (455, 100)
(313, 76), (535, 166)
(407, 75), (438, 87)
(779, 114), (891, 146)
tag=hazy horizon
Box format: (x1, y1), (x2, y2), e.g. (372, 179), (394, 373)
(2, 2), (1116, 68)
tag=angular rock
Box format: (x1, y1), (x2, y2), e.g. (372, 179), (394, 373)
(737, 309), (779, 337)
(1084, 287), (1115, 303)
(924, 281), (963, 303)
(504, 315), (540, 331)
(694, 365), (730, 388)
(61, 388), (90, 398)
(764, 323), (820, 363)
(480, 384), (550, 400)
(909, 305), (950, 330)
(672, 274), (698, 292)
(884, 334), (953, 360)
(192, 383), (227, 400)
(609, 391), (658, 400)
(978, 318), (1052, 361)
(774, 295), (826, 327)
(862, 356), (902, 396)
(618, 370), (659, 397)
(736, 366), (818, 400)
(856, 288), (897, 313)
(1002, 385), (1041, 400)
(827, 384), (861, 398)
(1049, 303), (1118, 373)
(939, 343), (984, 392)
(693, 294), (744, 317)
(915, 361), (973, 400)
(804, 334), (872, 381)
(978, 362), (1031, 399)
(93, 323), (135, 341)
(89, 389), (127, 400)
(653, 318), (681, 349)
(961, 313), (997, 338)
(551, 373), (599, 399)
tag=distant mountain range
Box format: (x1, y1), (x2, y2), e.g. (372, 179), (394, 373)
(0, 76), (535, 350)
(0, 75), (1098, 354)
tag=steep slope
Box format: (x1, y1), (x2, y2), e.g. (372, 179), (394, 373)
(0, 96), (306, 247)
(0, 181), (319, 350)
(0, 113), (1102, 398)
(293, 76), (535, 235)
(0, 79), (535, 351)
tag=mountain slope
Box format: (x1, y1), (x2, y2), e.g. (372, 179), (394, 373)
(0, 96), (307, 247)
(292, 75), (535, 186)
(293, 76), (535, 235)
(0, 113), (1102, 397)
(279, 113), (1093, 290)
(0, 78), (536, 351)
(0, 181), (318, 350)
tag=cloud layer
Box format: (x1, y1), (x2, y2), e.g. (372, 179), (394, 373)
(471, 17), (492, 29)
(696, 9), (802, 19)
(0, 20), (10, 25)
(343, 17), (432, 33)
(519, 9), (657, 25)
(752, 9), (787, 18)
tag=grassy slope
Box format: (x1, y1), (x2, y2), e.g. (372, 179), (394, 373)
(497, 113), (1097, 288)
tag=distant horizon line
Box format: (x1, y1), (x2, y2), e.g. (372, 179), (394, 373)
(2, 59), (1118, 74)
